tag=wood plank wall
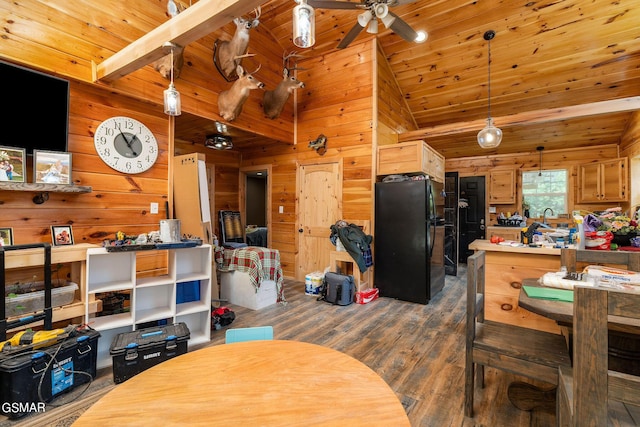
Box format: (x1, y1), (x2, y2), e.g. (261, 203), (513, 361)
(2, 0), (637, 282)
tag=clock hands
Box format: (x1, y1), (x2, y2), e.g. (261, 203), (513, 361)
(116, 123), (138, 156)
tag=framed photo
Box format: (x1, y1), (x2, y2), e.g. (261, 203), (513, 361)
(34, 150), (72, 185)
(51, 225), (74, 246)
(0, 146), (26, 183)
(0, 227), (13, 246)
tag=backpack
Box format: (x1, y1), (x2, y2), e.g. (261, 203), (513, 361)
(317, 272), (355, 306)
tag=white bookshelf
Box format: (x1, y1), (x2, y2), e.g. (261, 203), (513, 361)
(86, 245), (212, 369)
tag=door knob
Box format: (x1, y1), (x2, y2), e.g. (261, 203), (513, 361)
(298, 228), (303, 233)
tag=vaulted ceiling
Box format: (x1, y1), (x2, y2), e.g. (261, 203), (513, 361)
(173, 0), (640, 158)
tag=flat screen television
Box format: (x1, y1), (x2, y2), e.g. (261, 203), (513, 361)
(1, 60), (69, 155)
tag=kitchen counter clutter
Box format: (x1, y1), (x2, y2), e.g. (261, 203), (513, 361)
(469, 239), (561, 256)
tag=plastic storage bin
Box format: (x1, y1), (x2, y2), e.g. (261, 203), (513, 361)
(110, 323), (190, 384)
(5, 282), (78, 317)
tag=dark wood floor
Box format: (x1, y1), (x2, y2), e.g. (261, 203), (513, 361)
(2, 266), (555, 426)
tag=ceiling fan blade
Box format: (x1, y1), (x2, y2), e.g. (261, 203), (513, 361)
(392, 0), (419, 5)
(337, 21), (365, 49)
(306, 0), (364, 10)
(387, 12), (418, 42)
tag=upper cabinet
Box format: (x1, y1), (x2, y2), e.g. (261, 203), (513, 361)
(489, 169), (516, 204)
(377, 140), (445, 182)
(577, 158), (628, 203)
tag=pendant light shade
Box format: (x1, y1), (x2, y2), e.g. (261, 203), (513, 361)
(477, 30), (501, 149)
(477, 117), (502, 149)
(293, 0), (315, 48)
(163, 42), (181, 116)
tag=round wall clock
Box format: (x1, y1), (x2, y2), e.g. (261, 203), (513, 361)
(94, 116), (158, 174)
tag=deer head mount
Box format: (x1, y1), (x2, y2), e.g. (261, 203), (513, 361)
(152, 1), (187, 80)
(213, 7), (261, 82)
(263, 52), (306, 119)
(217, 64), (265, 122)
(152, 43), (185, 80)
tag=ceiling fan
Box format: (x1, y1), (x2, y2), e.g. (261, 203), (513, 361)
(306, 0), (425, 49)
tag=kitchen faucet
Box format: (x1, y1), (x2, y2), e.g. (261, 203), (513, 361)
(542, 208), (554, 225)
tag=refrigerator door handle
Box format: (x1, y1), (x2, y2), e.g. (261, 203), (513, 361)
(429, 184), (436, 257)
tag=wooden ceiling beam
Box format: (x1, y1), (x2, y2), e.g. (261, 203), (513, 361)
(93, 0), (265, 83)
(398, 97), (640, 141)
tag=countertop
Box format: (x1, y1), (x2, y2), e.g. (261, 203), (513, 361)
(469, 240), (561, 256)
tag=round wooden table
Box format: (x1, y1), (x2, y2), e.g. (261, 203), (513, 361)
(73, 340), (410, 426)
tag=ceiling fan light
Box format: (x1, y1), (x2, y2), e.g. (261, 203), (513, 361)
(380, 13), (395, 29)
(293, 0), (316, 48)
(367, 18), (378, 34)
(374, 3), (389, 19)
(477, 118), (502, 148)
(357, 10), (373, 27)
(415, 31), (427, 43)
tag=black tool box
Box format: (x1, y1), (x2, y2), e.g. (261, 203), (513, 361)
(110, 322), (190, 384)
(0, 327), (100, 419)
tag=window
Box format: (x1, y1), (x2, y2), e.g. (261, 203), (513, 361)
(522, 169), (568, 218)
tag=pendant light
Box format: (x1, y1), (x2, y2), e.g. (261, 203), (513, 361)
(163, 42), (181, 116)
(293, 0), (315, 48)
(537, 146), (544, 176)
(477, 30), (502, 149)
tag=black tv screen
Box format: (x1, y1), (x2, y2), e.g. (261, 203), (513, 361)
(1, 60), (69, 155)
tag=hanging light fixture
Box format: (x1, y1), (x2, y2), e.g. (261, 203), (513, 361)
(163, 42), (181, 116)
(537, 146), (544, 176)
(293, 0), (315, 48)
(205, 134), (233, 150)
(477, 30), (502, 149)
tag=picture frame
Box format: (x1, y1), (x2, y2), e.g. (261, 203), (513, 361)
(51, 225), (74, 246)
(0, 146), (26, 183)
(0, 227), (14, 246)
(34, 150), (72, 185)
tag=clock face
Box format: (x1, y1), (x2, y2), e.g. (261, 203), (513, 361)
(94, 116), (158, 174)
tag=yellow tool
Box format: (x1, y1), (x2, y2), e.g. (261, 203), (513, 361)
(0, 325), (76, 352)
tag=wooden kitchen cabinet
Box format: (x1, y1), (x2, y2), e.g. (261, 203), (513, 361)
(488, 169), (516, 204)
(577, 157), (628, 203)
(377, 140), (445, 182)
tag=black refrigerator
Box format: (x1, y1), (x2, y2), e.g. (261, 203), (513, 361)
(374, 179), (445, 304)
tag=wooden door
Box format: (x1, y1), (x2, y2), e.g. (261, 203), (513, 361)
(297, 161), (342, 280)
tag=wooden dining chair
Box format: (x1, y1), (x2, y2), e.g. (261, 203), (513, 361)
(560, 248), (640, 273)
(557, 285), (640, 426)
(465, 251), (571, 418)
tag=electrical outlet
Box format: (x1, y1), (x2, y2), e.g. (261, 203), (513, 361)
(150, 202), (159, 214)
(279, 206), (284, 214)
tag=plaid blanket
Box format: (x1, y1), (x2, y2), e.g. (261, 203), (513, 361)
(215, 247), (286, 303)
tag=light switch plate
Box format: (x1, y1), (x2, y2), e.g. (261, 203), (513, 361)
(489, 206), (496, 213)
(150, 202), (159, 214)
(279, 206), (284, 214)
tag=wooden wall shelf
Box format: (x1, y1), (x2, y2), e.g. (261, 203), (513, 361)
(0, 182), (92, 193)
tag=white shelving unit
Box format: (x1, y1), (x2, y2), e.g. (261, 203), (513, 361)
(86, 244), (212, 369)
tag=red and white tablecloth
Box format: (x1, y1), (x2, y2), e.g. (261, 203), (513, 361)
(215, 247), (286, 303)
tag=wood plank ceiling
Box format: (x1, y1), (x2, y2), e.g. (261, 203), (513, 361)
(165, 0), (640, 158)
